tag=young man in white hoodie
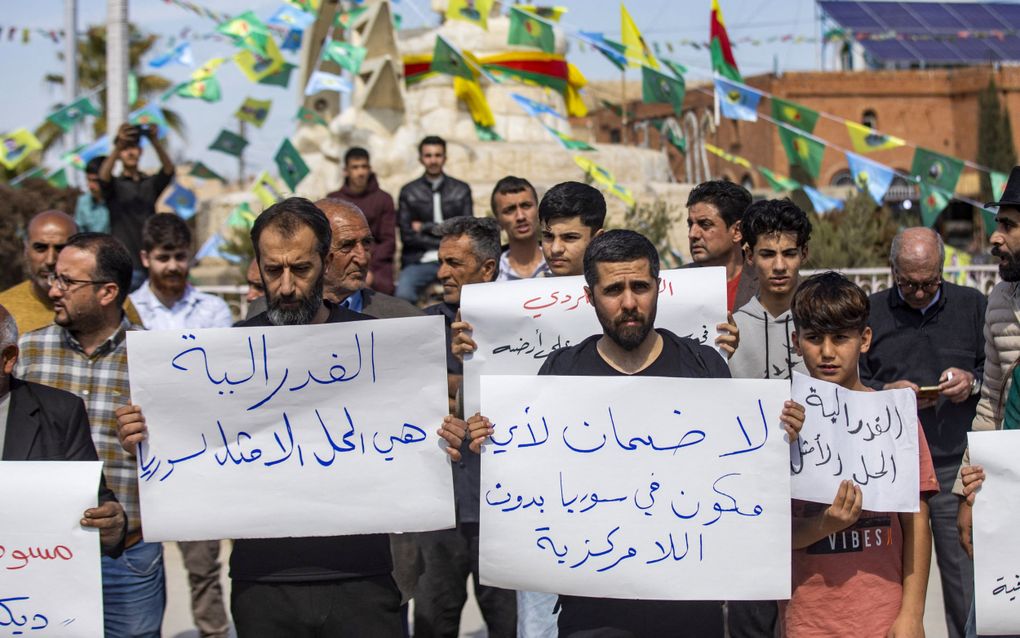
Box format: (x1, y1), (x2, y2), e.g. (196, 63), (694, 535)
(726, 198), (812, 638)
(729, 198), (812, 383)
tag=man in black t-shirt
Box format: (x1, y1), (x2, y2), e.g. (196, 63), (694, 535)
(117, 198), (467, 637)
(99, 122), (175, 291)
(468, 230), (804, 638)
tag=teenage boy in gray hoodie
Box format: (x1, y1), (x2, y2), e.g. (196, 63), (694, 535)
(730, 198), (812, 381)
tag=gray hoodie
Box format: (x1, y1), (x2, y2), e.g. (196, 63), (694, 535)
(729, 295), (807, 379)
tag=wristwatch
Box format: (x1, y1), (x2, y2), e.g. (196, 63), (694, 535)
(971, 376), (982, 397)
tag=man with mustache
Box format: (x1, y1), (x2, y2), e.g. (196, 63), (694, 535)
(957, 166), (1020, 585)
(128, 213), (232, 638)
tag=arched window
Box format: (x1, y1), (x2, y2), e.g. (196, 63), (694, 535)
(862, 109), (878, 129)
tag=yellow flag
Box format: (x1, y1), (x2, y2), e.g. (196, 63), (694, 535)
(574, 155), (635, 207)
(519, 5), (567, 22)
(446, 0), (493, 30)
(253, 171), (288, 207)
(845, 121), (904, 154)
(234, 37), (285, 83)
(0, 128), (42, 170)
(704, 142), (752, 169)
(192, 57), (227, 81)
(453, 77), (495, 128)
(620, 3), (657, 69)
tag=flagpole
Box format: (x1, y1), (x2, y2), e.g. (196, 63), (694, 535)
(65, 0), (79, 187)
(620, 69), (628, 145)
(106, 0), (129, 133)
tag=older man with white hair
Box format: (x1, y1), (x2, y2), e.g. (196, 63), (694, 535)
(859, 227), (987, 638)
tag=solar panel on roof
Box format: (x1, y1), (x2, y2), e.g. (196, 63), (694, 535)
(879, 4), (927, 31)
(819, 1), (1020, 64)
(910, 4), (966, 31)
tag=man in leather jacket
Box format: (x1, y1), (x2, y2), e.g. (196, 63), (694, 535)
(395, 135), (474, 304)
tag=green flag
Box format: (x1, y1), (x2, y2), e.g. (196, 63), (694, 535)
(235, 97), (272, 127)
(431, 36), (474, 81)
(296, 106), (328, 127)
(660, 59), (687, 79)
(474, 122), (503, 141)
(982, 207), (998, 238)
(46, 168), (68, 189)
(777, 127), (825, 179)
(190, 162), (226, 182)
(128, 72), (138, 107)
(209, 129), (248, 157)
(321, 40), (367, 74)
(507, 6), (555, 53)
(911, 147), (963, 193)
(771, 97), (818, 133)
(227, 202), (256, 229)
(174, 76), (222, 102)
(641, 65), (685, 116)
(919, 182), (951, 227)
(758, 166), (800, 192)
(274, 138), (309, 190)
(659, 122), (686, 153)
(45, 97), (101, 132)
(217, 11), (270, 56)
(259, 62), (296, 88)
(335, 6), (369, 28)
(991, 169), (1007, 201)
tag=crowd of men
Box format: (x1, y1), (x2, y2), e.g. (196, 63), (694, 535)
(3, 130), (1020, 638)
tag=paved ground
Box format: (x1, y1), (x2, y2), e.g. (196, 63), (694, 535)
(161, 543), (950, 637)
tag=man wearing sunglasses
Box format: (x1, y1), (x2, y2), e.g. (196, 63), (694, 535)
(859, 226), (986, 638)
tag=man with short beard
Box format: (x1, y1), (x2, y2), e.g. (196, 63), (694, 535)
(116, 197), (467, 636)
(467, 230), (803, 637)
(957, 167), (1020, 575)
(128, 213), (232, 638)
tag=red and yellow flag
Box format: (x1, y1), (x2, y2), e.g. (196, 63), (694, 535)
(710, 0), (741, 82)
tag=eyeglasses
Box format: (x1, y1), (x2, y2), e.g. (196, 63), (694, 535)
(335, 237), (375, 255)
(894, 275), (941, 294)
(47, 272), (112, 292)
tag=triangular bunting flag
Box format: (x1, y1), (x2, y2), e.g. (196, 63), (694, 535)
(0, 128), (42, 170)
(234, 37), (285, 83)
(777, 127), (825, 179)
(259, 63), (296, 88)
(520, 6), (567, 22)
(173, 76), (222, 102)
(716, 78), (759, 122)
(432, 36), (475, 81)
(268, 5), (316, 31)
(217, 11), (271, 57)
(660, 59), (687, 80)
(335, 6), (369, 29)
(911, 147), (963, 193)
(46, 168), (68, 189)
(771, 97), (818, 133)
(235, 97), (272, 128)
(576, 31), (628, 71)
(296, 106), (328, 127)
(446, 0), (493, 30)
(321, 40), (367, 74)
(543, 124), (594, 151)
(274, 139), (309, 190)
(129, 103), (170, 138)
(61, 136), (109, 171)
(845, 121), (904, 154)
(190, 162), (226, 182)
(511, 93), (565, 120)
(192, 57), (227, 81)
(149, 41), (194, 68)
(919, 182), (951, 227)
(227, 202), (256, 230)
(802, 185), (844, 213)
(253, 171), (288, 207)
(574, 155), (635, 206)
(846, 151), (895, 203)
(508, 6), (556, 54)
(704, 143), (751, 169)
(166, 183), (198, 220)
(642, 65), (685, 116)
(209, 129), (248, 157)
(659, 122), (686, 153)
(474, 122), (503, 141)
(46, 97), (101, 133)
(758, 166), (799, 192)
(991, 170), (1009, 201)
(304, 70), (352, 96)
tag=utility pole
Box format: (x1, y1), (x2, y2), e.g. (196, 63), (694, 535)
(237, 120), (247, 185)
(65, 0), (79, 185)
(106, 0), (129, 135)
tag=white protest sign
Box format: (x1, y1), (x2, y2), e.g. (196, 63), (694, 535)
(969, 430), (1020, 635)
(791, 372), (919, 512)
(478, 375), (791, 600)
(460, 267), (728, 417)
(0, 461), (103, 637)
(127, 316), (455, 541)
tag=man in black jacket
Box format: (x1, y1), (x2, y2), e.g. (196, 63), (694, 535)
(395, 136), (473, 305)
(0, 304), (126, 556)
(859, 227), (986, 638)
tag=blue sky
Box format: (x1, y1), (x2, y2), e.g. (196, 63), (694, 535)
(0, 0), (846, 181)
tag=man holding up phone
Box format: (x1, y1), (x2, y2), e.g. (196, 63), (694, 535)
(860, 227), (986, 638)
(99, 122), (175, 291)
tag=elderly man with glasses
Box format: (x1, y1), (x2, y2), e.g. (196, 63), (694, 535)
(859, 226), (986, 638)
